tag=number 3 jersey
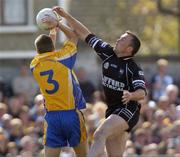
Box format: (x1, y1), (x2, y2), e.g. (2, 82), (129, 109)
(30, 41), (86, 111)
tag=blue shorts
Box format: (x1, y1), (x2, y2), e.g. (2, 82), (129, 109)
(43, 109), (87, 148)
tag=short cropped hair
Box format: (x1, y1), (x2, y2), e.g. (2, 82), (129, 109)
(34, 34), (55, 54)
(126, 31), (141, 55)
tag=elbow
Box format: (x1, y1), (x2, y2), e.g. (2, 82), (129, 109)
(136, 89), (146, 100)
(74, 30), (91, 41)
(140, 90), (146, 100)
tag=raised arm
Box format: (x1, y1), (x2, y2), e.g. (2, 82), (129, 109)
(53, 6), (91, 41)
(43, 12), (77, 45)
(48, 23), (77, 45)
(58, 22), (78, 44)
(49, 28), (58, 46)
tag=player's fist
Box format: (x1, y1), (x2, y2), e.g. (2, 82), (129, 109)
(122, 90), (132, 105)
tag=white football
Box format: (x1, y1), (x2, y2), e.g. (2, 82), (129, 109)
(36, 8), (58, 30)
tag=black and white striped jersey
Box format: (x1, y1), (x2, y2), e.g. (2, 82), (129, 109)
(85, 34), (146, 107)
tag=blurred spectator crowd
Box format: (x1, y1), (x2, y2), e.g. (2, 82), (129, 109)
(0, 59), (180, 157)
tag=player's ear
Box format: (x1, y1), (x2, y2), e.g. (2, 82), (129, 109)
(127, 46), (133, 54)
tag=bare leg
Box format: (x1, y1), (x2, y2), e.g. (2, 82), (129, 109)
(45, 146), (61, 157)
(106, 131), (129, 157)
(87, 115), (129, 157)
(73, 141), (88, 157)
(61, 147), (76, 157)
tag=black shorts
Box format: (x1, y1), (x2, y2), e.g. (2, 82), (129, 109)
(105, 104), (141, 132)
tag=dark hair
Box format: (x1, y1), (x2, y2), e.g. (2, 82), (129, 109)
(35, 34), (55, 54)
(126, 31), (141, 55)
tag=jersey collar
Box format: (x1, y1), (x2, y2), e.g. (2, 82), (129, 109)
(118, 55), (133, 60)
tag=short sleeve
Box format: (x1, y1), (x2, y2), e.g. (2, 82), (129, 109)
(56, 41), (77, 58)
(129, 63), (147, 94)
(55, 41), (77, 69)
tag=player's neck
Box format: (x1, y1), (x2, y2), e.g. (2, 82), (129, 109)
(117, 52), (132, 58)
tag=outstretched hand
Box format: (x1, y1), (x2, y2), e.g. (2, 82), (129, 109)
(53, 6), (69, 18)
(53, 5), (91, 41)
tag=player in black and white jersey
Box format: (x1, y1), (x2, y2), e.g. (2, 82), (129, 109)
(53, 6), (147, 157)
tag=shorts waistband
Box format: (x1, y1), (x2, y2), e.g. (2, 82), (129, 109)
(46, 108), (76, 113)
(107, 103), (141, 110)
